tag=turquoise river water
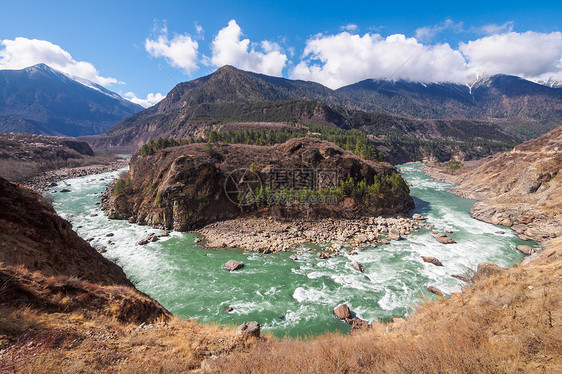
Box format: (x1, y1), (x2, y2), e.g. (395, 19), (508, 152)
(49, 164), (532, 338)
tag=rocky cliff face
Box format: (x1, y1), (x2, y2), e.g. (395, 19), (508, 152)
(438, 126), (562, 241)
(0, 176), (130, 286)
(106, 138), (414, 230)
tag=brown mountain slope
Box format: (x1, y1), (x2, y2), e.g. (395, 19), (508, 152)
(433, 126), (561, 241)
(0, 176), (130, 286)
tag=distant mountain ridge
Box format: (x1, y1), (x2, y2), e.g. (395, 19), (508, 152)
(338, 74), (562, 139)
(0, 64), (143, 137)
(94, 65), (550, 155)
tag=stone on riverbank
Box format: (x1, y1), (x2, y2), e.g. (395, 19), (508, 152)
(236, 321), (260, 338)
(333, 304), (352, 320)
(428, 286), (444, 296)
(516, 245), (534, 255)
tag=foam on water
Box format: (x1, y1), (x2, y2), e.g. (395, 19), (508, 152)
(49, 163), (531, 337)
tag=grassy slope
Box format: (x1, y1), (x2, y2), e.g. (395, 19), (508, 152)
(2, 238), (560, 373)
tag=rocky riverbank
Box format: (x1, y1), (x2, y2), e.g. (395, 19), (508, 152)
(25, 158), (129, 192)
(197, 214), (432, 255)
(421, 125), (562, 243)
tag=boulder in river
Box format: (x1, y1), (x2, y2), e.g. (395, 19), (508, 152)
(428, 286), (443, 296)
(138, 239), (149, 246)
(421, 256), (443, 266)
(317, 252), (331, 259)
(289, 254), (298, 261)
(433, 233), (456, 244)
(224, 260), (244, 271)
(236, 321), (260, 338)
(350, 261), (365, 273)
(333, 303), (352, 320)
(412, 213), (425, 220)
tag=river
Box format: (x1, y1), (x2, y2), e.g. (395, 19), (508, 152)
(49, 163), (531, 338)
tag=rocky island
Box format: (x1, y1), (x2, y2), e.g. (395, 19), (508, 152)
(104, 137), (416, 252)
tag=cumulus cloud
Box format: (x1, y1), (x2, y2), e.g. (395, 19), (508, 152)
(210, 19), (287, 76)
(460, 31), (562, 80)
(291, 29), (562, 88)
(291, 32), (470, 88)
(415, 19), (464, 42)
(0, 37), (119, 86)
(124, 91), (165, 108)
(145, 26), (199, 74)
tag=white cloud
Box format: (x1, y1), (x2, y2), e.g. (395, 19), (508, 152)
(0, 37), (119, 86)
(145, 26), (199, 74)
(291, 29), (562, 88)
(460, 31), (562, 81)
(415, 19), (463, 42)
(124, 91), (165, 108)
(291, 32), (470, 88)
(210, 19), (287, 76)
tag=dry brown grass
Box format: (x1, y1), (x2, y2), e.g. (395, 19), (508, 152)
(0, 307), (249, 374)
(1, 241), (560, 373)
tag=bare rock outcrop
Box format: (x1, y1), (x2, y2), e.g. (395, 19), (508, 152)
(473, 262), (509, 282)
(236, 321), (261, 338)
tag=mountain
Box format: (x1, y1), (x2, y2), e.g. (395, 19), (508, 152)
(338, 75), (562, 139)
(431, 125), (562, 242)
(89, 66), (520, 156)
(0, 64), (143, 136)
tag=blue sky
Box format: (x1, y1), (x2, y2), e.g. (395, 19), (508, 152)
(1, 0), (561, 106)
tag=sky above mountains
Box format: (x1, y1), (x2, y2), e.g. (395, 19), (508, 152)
(1, 0), (561, 107)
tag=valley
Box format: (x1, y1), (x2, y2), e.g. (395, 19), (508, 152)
(47, 163), (529, 338)
(0, 60), (561, 373)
